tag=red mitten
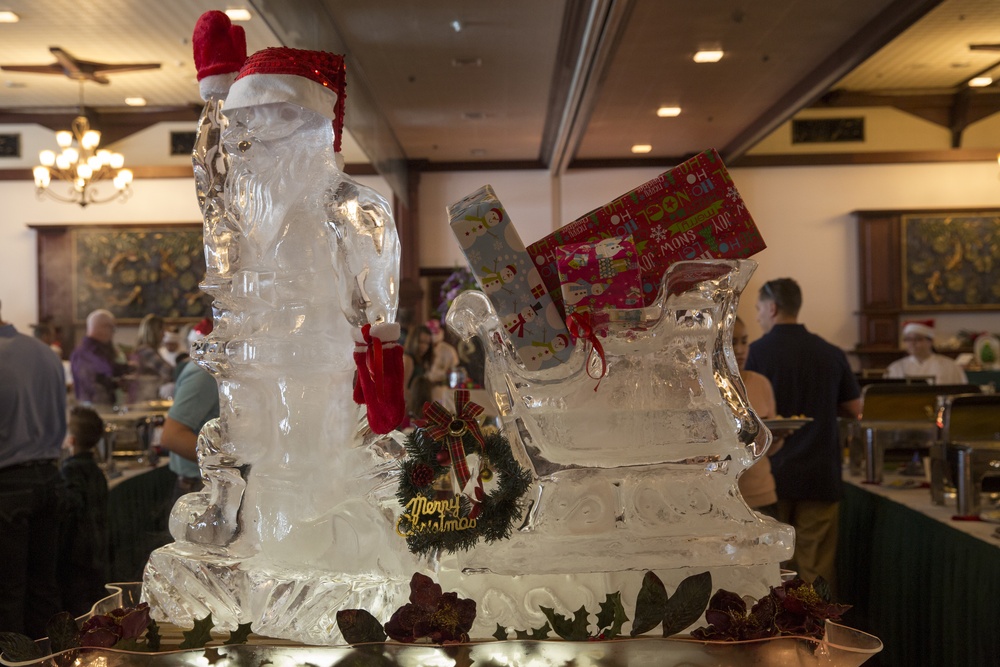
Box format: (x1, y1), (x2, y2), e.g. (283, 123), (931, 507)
(193, 11), (247, 98)
(352, 323), (405, 433)
(352, 327), (368, 405)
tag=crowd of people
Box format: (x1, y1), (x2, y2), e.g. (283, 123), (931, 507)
(0, 301), (212, 636)
(1, 278), (981, 636)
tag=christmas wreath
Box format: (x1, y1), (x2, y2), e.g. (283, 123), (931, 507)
(396, 391), (532, 556)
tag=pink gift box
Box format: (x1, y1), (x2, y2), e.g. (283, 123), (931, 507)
(556, 235), (643, 323)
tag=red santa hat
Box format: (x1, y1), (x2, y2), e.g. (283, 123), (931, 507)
(224, 47), (347, 153)
(902, 318), (935, 340)
(188, 317), (214, 345)
(192, 11), (247, 99)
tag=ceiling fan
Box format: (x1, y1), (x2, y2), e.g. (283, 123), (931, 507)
(0, 46), (160, 84)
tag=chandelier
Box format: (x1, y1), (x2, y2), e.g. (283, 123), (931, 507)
(32, 85), (133, 207)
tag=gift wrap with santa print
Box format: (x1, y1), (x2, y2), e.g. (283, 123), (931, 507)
(448, 185), (571, 372)
(556, 235), (643, 323)
(527, 148), (766, 314)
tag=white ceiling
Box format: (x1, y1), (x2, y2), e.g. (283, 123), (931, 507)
(0, 0), (998, 172)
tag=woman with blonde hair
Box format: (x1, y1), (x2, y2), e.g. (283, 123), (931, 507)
(127, 314), (174, 403)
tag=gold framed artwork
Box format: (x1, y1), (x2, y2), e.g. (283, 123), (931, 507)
(32, 224), (210, 334)
(70, 225), (209, 322)
(901, 213), (1000, 310)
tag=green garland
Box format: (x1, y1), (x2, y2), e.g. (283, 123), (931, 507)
(396, 427), (532, 556)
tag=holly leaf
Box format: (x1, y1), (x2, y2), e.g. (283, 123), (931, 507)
(46, 611), (80, 653)
(224, 622), (254, 645)
(662, 572), (712, 638)
(631, 571), (668, 636)
(204, 647), (225, 664)
(336, 609), (387, 645)
(539, 605), (590, 642)
(0, 632), (44, 662)
(112, 638), (143, 652)
(514, 622), (551, 640)
(492, 624), (508, 641)
(146, 619), (161, 651)
(178, 614), (215, 649)
(595, 592), (628, 639)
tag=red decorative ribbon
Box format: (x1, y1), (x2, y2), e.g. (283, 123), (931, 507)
(423, 390), (486, 490)
(361, 324), (385, 403)
(566, 312), (608, 390)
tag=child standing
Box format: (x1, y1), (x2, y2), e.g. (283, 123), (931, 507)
(58, 406), (110, 616)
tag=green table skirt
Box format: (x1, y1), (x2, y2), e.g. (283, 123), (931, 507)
(838, 483), (1000, 667)
(107, 465), (177, 582)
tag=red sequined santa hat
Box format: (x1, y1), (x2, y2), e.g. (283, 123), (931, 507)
(187, 317), (214, 345)
(192, 10), (247, 99)
(224, 47), (347, 153)
(902, 318), (935, 340)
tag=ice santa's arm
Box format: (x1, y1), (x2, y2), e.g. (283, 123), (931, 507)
(325, 178), (401, 327)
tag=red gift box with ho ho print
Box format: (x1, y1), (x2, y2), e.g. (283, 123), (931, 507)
(526, 148), (765, 315)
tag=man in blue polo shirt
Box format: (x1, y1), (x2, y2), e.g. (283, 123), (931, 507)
(745, 278), (861, 590)
(160, 324), (219, 503)
(0, 300), (67, 637)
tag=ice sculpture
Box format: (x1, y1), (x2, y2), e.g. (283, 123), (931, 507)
(142, 16), (793, 649)
(142, 45), (417, 643)
(438, 259), (795, 637)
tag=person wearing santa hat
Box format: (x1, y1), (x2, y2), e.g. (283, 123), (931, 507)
(885, 319), (968, 384)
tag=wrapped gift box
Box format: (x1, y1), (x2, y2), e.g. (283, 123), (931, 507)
(556, 235), (643, 324)
(448, 185), (571, 371)
(527, 149), (764, 314)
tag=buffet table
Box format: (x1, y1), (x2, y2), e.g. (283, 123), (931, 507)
(838, 470), (1000, 667)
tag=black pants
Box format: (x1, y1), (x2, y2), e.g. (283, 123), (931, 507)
(0, 461), (62, 638)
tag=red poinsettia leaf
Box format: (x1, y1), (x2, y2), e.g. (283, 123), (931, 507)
(79, 626), (121, 648)
(384, 603), (421, 643)
(118, 604), (151, 640)
(80, 614), (116, 633)
(408, 572), (443, 609)
(707, 589), (746, 616)
(454, 596), (477, 633)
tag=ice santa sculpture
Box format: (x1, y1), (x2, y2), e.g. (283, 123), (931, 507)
(143, 42), (415, 644)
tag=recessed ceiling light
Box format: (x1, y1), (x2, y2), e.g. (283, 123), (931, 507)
(631, 144), (652, 154)
(693, 49), (724, 63)
(125, 97), (147, 107)
(451, 20), (462, 32)
(657, 106), (681, 117)
(470, 148), (487, 156)
(0, 11), (19, 22)
(451, 57), (482, 68)
(225, 8), (252, 21)
(969, 76), (993, 87)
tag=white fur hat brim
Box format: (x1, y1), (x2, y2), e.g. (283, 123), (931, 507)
(199, 72), (238, 101)
(902, 322), (935, 339)
(223, 72), (338, 122)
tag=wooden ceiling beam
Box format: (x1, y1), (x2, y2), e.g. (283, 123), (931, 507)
(813, 88), (1000, 146)
(0, 106), (202, 144)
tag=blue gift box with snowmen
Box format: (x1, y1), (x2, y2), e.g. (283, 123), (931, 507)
(448, 185), (571, 371)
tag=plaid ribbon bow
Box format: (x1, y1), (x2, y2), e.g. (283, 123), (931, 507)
(423, 390), (486, 490)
